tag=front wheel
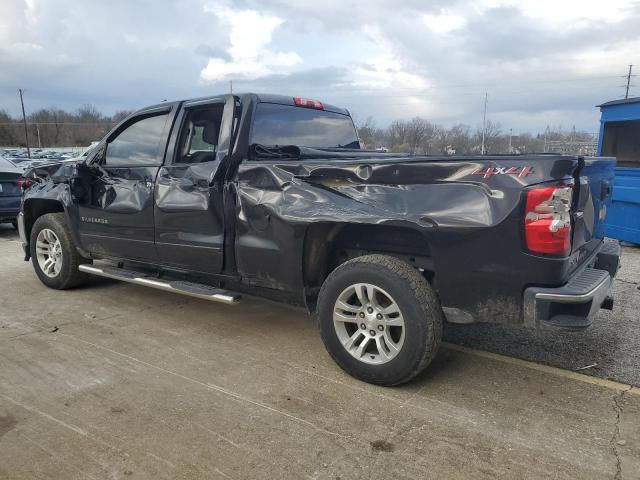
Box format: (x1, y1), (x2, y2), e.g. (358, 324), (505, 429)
(317, 254), (443, 386)
(30, 213), (90, 289)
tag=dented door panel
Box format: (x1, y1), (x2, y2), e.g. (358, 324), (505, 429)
(154, 164), (224, 272)
(78, 166), (159, 261)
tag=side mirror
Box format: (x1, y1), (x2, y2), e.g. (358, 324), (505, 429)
(86, 142), (106, 166)
(70, 162), (95, 203)
(70, 176), (87, 202)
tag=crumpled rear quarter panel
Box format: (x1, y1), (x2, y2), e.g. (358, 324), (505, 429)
(233, 155), (579, 323)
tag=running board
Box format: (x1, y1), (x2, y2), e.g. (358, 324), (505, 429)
(78, 265), (241, 305)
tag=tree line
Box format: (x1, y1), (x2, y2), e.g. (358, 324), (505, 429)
(1, 105), (596, 155)
(0, 105), (133, 148)
(356, 116), (597, 155)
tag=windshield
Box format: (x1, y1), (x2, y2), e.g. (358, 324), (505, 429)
(250, 103), (360, 149)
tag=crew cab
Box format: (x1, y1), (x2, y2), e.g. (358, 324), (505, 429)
(17, 93), (621, 385)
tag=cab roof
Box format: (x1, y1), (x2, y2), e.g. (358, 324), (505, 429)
(135, 93), (351, 117)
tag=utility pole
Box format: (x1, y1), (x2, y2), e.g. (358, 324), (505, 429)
(481, 92), (488, 155)
(36, 124), (41, 148)
(624, 64), (633, 99)
(543, 125), (549, 153)
(508, 128), (512, 153)
(18, 89), (31, 159)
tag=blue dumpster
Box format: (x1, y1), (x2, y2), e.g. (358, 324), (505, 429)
(597, 97), (640, 244)
(604, 168), (640, 243)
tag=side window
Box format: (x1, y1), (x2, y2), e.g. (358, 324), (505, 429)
(105, 113), (169, 167)
(188, 126), (213, 153)
(175, 104), (224, 164)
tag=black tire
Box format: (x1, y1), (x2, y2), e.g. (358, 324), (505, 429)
(317, 254), (443, 386)
(30, 213), (90, 289)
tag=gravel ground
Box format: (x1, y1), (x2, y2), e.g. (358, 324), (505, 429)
(444, 245), (640, 386)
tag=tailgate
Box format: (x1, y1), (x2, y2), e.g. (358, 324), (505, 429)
(572, 156), (616, 252)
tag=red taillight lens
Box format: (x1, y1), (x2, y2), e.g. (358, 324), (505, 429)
(524, 185), (573, 256)
(15, 178), (31, 189)
(294, 97), (324, 109)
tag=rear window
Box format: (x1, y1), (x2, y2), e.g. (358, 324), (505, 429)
(0, 158), (17, 169)
(250, 103), (360, 149)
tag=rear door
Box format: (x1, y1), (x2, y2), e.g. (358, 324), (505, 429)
(77, 105), (176, 261)
(153, 95), (236, 273)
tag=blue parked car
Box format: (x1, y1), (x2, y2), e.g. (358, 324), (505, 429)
(0, 157), (29, 229)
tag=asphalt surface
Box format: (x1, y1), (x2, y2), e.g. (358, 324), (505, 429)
(1, 223), (640, 479)
(444, 245), (640, 386)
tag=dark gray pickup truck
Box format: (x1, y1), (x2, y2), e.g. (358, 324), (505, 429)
(18, 93), (621, 385)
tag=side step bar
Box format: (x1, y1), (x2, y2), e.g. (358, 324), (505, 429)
(79, 265), (241, 305)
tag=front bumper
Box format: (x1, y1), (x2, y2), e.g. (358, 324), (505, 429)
(523, 238), (621, 329)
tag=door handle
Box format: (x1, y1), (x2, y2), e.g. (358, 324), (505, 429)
(601, 180), (611, 200)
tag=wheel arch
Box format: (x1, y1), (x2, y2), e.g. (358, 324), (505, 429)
(23, 198), (65, 239)
(22, 198), (83, 260)
(302, 222), (435, 311)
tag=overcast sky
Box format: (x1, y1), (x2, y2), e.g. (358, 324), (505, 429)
(1, 0), (639, 133)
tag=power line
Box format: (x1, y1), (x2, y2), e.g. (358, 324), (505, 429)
(234, 73), (624, 95)
(0, 122), (114, 126)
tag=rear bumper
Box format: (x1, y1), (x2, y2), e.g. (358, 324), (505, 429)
(523, 238), (621, 329)
(0, 195), (21, 221)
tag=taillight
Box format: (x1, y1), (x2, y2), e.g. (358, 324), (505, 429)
(15, 178), (31, 189)
(524, 184), (573, 256)
(294, 97), (324, 110)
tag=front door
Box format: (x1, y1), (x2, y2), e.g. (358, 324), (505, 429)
(77, 106), (175, 261)
(154, 96), (235, 273)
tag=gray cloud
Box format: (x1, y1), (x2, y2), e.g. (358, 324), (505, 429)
(1, 0), (638, 133)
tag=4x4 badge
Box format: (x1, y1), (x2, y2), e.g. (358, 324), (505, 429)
(472, 166), (534, 179)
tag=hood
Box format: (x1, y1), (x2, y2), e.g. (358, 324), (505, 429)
(26, 158), (83, 182)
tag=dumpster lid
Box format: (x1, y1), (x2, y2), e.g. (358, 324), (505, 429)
(597, 97), (640, 108)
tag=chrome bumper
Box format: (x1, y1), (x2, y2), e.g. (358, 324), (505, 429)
(523, 239), (621, 329)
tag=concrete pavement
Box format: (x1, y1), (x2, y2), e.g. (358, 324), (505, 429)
(1, 226), (639, 479)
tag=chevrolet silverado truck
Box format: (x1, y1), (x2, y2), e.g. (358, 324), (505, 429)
(17, 93), (621, 385)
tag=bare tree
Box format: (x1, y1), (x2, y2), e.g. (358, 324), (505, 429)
(354, 116), (377, 149)
(475, 120), (502, 154)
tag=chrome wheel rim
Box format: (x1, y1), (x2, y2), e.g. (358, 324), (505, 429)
(36, 228), (63, 278)
(333, 283), (405, 365)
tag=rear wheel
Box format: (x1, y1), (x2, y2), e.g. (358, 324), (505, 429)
(30, 213), (90, 289)
(317, 254), (443, 386)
